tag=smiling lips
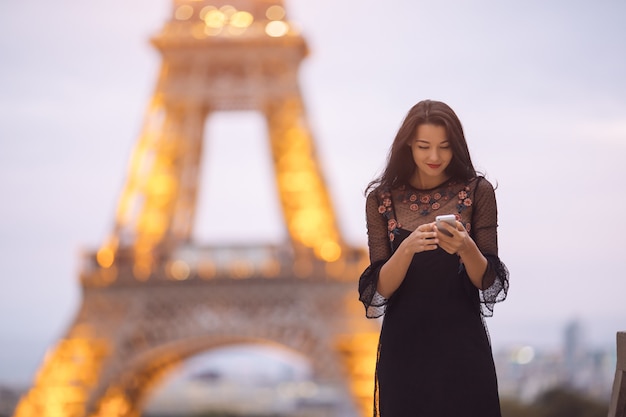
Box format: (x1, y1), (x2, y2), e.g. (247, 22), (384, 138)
(427, 163), (441, 169)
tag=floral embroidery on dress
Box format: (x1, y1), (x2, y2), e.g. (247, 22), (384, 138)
(457, 185), (473, 213)
(398, 182), (460, 216)
(377, 189), (402, 242)
(378, 180), (477, 243)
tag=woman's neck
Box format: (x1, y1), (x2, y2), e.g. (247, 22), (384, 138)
(409, 172), (451, 190)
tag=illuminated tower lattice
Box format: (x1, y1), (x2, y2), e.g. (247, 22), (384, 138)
(14, 1), (378, 417)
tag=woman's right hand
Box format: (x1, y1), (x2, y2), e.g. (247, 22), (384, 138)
(378, 223), (438, 298)
(402, 222), (439, 254)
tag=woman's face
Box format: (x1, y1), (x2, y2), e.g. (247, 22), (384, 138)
(409, 123), (452, 187)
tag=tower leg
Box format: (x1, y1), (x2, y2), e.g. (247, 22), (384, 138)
(13, 305), (115, 417)
(265, 97), (343, 263)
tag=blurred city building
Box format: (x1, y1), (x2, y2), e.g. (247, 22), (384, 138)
(494, 319), (617, 403)
(0, 387), (20, 417)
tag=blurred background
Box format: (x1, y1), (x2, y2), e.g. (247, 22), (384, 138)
(1, 0), (625, 416)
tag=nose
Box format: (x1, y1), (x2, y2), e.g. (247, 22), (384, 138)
(427, 148), (440, 162)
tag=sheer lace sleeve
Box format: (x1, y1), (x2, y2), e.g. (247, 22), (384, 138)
(470, 178), (509, 317)
(358, 190), (392, 318)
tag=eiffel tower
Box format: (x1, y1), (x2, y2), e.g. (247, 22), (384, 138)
(14, 1), (379, 417)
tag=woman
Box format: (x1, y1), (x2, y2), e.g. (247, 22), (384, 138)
(359, 99), (509, 416)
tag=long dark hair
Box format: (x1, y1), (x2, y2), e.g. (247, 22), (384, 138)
(366, 99), (477, 194)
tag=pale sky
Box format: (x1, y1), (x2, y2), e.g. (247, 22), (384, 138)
(1, 0), (625, 386)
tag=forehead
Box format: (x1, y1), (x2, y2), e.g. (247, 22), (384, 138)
(414, 124), (448, 142)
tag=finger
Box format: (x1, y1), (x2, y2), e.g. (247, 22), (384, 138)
(437, 239), (458, 253)
(444, 222), (466, 239)
(413, 228), (437, 240)
(422, 242), (438, 252)
(419, 222), (436, 232)
(434, 225), (452, 238)
(419, 237), (438, 252)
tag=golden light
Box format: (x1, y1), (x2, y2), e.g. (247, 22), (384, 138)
(318, 241), (342, 262)
(192, 23), (208, 39)
(285, 126), (310, 145)
(96, 247), (115, 268)
(204, 26), (223, 36)
(99, 265), (118, 285)
(94, 387), (132, 417)
(261, 259), (281, 277)
(280, 171), (315, 192)
(278, 152), (310, 171)
(116, 192), (135, 224)
(147, 173), (176, 205)
(134, 240), (153, 256)
(169, 260), (190, 280)
(291, 209), (323, 246)
(199, 5), (217, 20)
(226, 25), (247, 36)
(174, 4), (194, 20)
(270, 116), (343, 262)
(230, 260), (253, 278)
(230, 11), (254, 28)
(197, 260), (216, 279)
(13, 338), (111, 417)
(265, 20), (289, 37)
(138, 209), (168, 236)
(133, 262), (152, 281)
(335, 333), (378, 416)
(219, 5), (237, 18)
(204, 9), (226, 28)
(266, 5), (286, 21)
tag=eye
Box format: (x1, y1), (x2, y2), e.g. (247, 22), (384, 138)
(417, 146), (429, 150)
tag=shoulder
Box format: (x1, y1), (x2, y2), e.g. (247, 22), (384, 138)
(366, 185), (396, 219)
(366, 185), (392, 205)
(365, 187), (382, 213)
(469, 176), (498, 210)
(471, 176), (495, 195)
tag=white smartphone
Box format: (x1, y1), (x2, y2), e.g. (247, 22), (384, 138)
(435, 214), (457, 237)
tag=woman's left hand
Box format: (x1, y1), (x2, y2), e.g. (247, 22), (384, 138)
(435, 221), (470, 255)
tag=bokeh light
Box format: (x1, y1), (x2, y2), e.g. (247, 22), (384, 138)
(204, 9), (226, 28)
(512, 346), (535, 365)
(174, 4), (194, 21)
(169, 260), (190, 280)
(266, 5), (286, 21)
(230, 11), (254, 28)
(265, 21), (289, 37)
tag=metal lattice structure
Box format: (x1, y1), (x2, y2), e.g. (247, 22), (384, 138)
(14, 1), (377, 416)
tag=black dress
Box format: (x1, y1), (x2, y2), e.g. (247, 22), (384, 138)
(359, 177), (509, 417)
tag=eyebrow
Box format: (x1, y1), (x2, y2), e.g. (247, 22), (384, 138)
(416, 139), (450, 144)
